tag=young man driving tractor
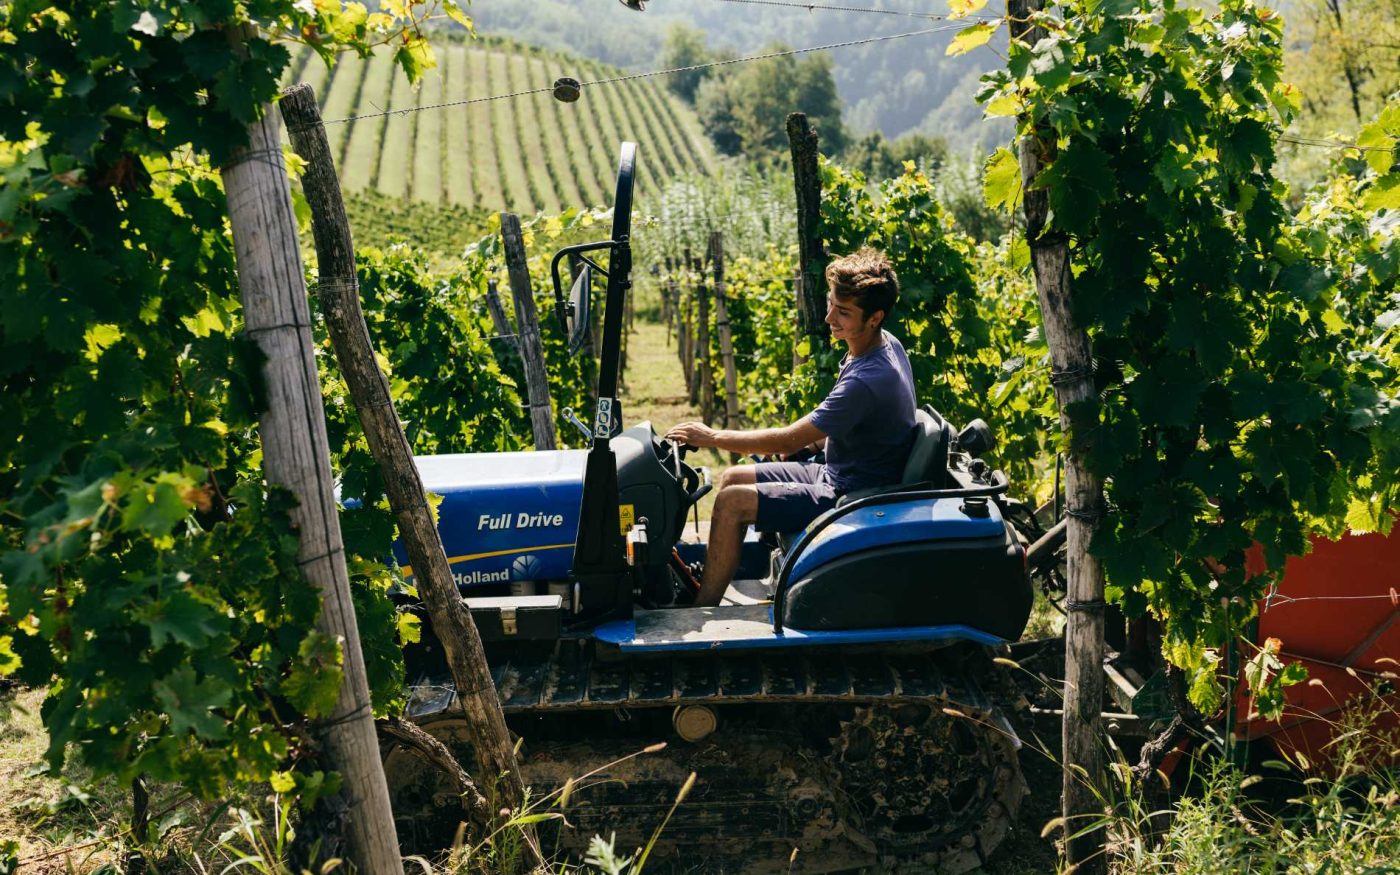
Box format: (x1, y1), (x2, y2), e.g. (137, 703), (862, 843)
(665, 248), (919, 606)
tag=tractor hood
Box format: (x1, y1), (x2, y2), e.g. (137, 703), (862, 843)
(395, 450), (587, 587)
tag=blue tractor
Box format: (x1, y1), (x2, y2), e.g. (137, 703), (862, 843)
(383, 144), (1037, 873)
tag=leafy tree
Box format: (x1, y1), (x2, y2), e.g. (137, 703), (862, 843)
(843, 131), (950, 183)
(1279, 0), (1400, 187)
(660, 22), (713, 103)
(694, 47), (847, 158)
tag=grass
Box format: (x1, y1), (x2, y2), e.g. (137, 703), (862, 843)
(315, 52), (364, 171)
(441, 46), (475, 207)
(464, 47), (505, 209)
(488, 49), (535, 214)
(509, 52), (563, 215)
(340, 50), (395, 191)
(412, 66), (445, 205)
(377, 63), (420, 198)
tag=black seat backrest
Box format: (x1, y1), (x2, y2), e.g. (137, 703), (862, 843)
(900, 406), (952, 488)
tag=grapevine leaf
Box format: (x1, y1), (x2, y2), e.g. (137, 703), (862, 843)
(1035, 139), (1116, 235)
(1028, 37), (1073, 91)
(947, 22), (998, 57)
(982, 147), (1023, 214)
(948, 0), (988, 19)
(1362, 175), (1400, 212)
(282, 632), (344, 718)
(142, 589), (227, 650)
(155, 667), (231, 740)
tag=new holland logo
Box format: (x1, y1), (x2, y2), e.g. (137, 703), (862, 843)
(511, 554), (543, 580)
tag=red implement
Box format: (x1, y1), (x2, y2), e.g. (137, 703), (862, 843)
(1236, 528), (1400, 767)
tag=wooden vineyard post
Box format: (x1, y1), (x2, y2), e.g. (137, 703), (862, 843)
(689, 251), (706, 408)
(787, 112), (830, 345)
(711, 232), (741, 432)
(793, 273), (808, 368)
(679, 247), (694, 391)
(501, 212), (558, 451)
(222, 94), (404, 875)
(485, 279), (519, 352)
(279, 87), (534, 856)
(1008, 1), (1108, 870)
(662, 256), (675, 343)
(696, 253), (713, 423)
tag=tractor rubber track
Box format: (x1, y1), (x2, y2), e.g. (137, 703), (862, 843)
(405, 643), (1010, 719)
(392, 644), (1028, 873)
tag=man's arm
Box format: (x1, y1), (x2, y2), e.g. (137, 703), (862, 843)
(665, 415), (826, 457)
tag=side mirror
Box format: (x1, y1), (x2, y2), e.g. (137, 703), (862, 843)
(565, 264), (593, 354)
(956, 418), (995, 458)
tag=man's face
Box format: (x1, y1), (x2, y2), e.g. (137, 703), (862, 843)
(825, 291), (881, 342)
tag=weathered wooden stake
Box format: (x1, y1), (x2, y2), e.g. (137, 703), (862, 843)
(696, 255), (713, 423)
(222, 94), (404, 875)
(501, 212), (558, 451)
(279, 86), (538, 864)
(679, 247), (695, 390)
(662, 256), (675, 343)
(485, 278), (519, 352)
(793, 273), (808, 368)
(1008, 1), (1107, 870)
(787, 112), (830, 344)
(711, 232), (740, 433)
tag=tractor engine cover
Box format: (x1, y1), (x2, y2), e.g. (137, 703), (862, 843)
(781, 497), (1033, 642)
(397, 424), (688, 591)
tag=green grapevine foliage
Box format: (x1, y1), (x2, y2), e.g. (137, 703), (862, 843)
(0, 0), (466, 805)
(978, 0), (1400, 708)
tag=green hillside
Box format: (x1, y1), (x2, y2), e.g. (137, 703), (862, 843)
(285, 39), (715, 215)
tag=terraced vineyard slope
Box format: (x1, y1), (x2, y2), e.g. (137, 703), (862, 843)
(286, 39), (715, 214)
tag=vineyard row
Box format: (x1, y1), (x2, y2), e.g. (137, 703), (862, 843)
(285, 41), (715, 214)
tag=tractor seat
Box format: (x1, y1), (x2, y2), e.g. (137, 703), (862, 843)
(835, 405), (952, 506)
(767, 406), (954, 566)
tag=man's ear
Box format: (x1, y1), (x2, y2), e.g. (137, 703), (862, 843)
(867, 309), (885, 330)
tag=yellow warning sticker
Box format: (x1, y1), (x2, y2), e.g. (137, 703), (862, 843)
(619, 503), (636, 535)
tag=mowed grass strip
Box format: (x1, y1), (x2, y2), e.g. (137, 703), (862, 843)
(531, 54), (604, 207)
(584, 61), (656, 194)
(319, 51), (368, 172)
(342, 50), (396, 192)
(506, 51), (560, 214)
(376, 61), (420, 198)
(412, 66), (445, 204)
(488, 49), (535, 213)
(465, 46), (504, 209)
(623, 75), (677, 180)
(442, 45), (475, 206)
(577, 61), (634, 191)
(640, 77), (701, 174)
(522, 53), (584, 210)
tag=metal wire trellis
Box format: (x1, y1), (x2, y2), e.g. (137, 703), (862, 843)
(707, 0), (999, 21)
(321, 23), (972, 125)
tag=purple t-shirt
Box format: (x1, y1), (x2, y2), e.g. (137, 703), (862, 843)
(809, 330), (918, 493)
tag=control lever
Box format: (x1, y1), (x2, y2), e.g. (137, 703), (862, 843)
(563, 407), (593, 442)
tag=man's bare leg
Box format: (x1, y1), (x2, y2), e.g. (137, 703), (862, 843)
(695, 467), (757, 606)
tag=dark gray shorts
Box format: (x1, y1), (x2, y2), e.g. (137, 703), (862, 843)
(753, 461), (840, 533)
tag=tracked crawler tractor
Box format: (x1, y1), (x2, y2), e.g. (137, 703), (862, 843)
(382, 143), (1037, 872)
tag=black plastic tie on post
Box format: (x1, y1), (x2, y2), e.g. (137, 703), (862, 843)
(1065, 503), (1106, 521)
(1064, 599), (1107, 613)
(1050, 363), (1097, 386)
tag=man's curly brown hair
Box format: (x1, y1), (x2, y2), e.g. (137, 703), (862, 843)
(825, 247), (899, 323)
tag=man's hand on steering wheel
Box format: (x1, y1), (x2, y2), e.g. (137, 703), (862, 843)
(665, 421), (719, 450)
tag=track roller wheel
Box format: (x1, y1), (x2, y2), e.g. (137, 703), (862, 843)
(831, 703), (1026, 873)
